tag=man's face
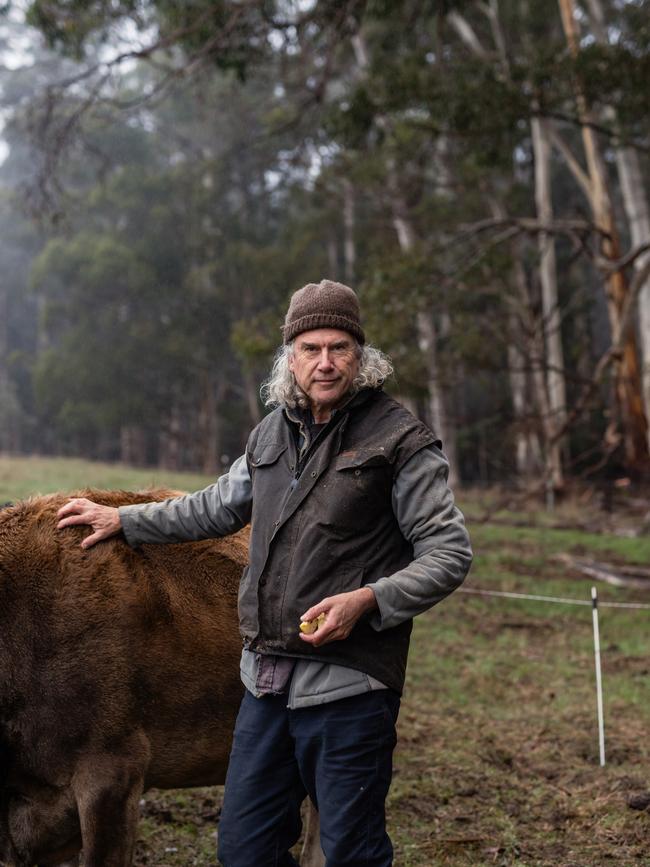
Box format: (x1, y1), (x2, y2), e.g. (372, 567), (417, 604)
(289, 328), (360, 421)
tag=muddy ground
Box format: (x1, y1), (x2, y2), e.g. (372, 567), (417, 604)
(133, 514), (650, 867)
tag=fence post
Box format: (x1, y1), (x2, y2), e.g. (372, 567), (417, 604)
(591, 586), (606, 766)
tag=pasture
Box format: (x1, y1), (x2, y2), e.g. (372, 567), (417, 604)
(4, 455), (650, 866)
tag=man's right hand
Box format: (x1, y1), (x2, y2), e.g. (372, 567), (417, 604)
(57, 498), (122, 549)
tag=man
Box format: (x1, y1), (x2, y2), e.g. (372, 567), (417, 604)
(57, 279), (472, 867)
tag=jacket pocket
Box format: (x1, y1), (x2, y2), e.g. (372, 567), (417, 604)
(334, 446), (390, 471)
(331, 447), (393, 512)
(248, 441), (287, 469)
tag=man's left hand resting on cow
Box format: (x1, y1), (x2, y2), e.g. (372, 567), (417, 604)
(57, 278), (472, 867)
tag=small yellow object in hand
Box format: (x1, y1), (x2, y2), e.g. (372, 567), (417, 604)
(299, 612), (327, 634)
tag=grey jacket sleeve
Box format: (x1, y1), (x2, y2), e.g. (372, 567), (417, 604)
(118, 453), (252, 545)
(365, 445), (472, 630)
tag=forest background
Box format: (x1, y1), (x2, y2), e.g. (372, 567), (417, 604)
(1, 0), (649, 496)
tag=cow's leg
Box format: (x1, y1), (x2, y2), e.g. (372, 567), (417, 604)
(72, 745), (148, 867)
(74, 771), (143, 867)
(8, 788), (81, 866)
(299, 798), (325, 867)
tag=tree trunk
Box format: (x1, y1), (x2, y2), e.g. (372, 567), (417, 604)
(557, 0), (649, 472)
(415, 310), (459, 482)
(158, 404), (183, 471)
(243, 367), (262, 428)
(518, 267), (563, 492)
(351, 32), (459, 478)
(485, 189), (549, 482)
(327, 235), (338, 278)
(531, 114), (566, 488)
(384, 151), (458, 477)
(342, 178), (356, 286)
(617, 147), (650, 452)
(507, 307), (543, 479)
(199, 375), (219, 476)
(121, 425), (148, 466)
(198, 374), (228, 475)
(583, 0), (650, 454)
(447, 6), (560, 485)
(0, 285), (20, 453)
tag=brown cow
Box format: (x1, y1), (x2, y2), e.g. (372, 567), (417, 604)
(0, 488), (248, 866)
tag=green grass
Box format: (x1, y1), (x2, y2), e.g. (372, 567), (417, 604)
(3, 456), (650, 865)
(0, 454), (215, 501)
(471, 521), (650, 565)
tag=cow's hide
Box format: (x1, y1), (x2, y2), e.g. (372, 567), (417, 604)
(0, 489), (247, 867)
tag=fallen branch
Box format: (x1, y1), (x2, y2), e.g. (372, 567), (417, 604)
(554, 553), (650, 589)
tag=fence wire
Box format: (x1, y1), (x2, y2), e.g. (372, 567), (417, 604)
(458, 586), (650, 610)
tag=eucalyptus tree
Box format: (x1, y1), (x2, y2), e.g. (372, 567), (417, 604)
(407, 0), (650, 482)
(571, 0), (650, 457)
(27, 59), (315, 468)
(9, 0), (650, 486)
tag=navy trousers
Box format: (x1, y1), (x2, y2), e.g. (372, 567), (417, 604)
(217, 688), (400, 867)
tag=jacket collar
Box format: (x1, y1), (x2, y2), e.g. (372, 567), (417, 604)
(283, 386), (378, 427)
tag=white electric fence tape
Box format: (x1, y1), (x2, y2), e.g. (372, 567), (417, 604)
(458, 587), (650, 610)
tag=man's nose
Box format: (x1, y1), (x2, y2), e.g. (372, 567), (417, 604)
(318, 349), (334, 368)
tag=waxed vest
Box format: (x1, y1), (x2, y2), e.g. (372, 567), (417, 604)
(239, 388), (438, 693)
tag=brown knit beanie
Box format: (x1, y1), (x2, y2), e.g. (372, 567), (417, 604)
(283, 279), (365, 344)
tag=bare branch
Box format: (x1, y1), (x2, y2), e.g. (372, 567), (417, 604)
(479, 0), (510, 74)
(446, 11), (493, 60)
(540, 109), (650, 152)
(16, 2), (272, 214)
(546, 123), (592, 200)
(458, 215), (609, 242)
(43, 7), (218, 95)
(594, 241), (650, 274)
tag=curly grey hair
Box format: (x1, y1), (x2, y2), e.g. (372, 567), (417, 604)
(260, 341), (394, 409)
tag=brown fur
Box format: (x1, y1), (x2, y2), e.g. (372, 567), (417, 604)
(0, 489), (247, 866)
